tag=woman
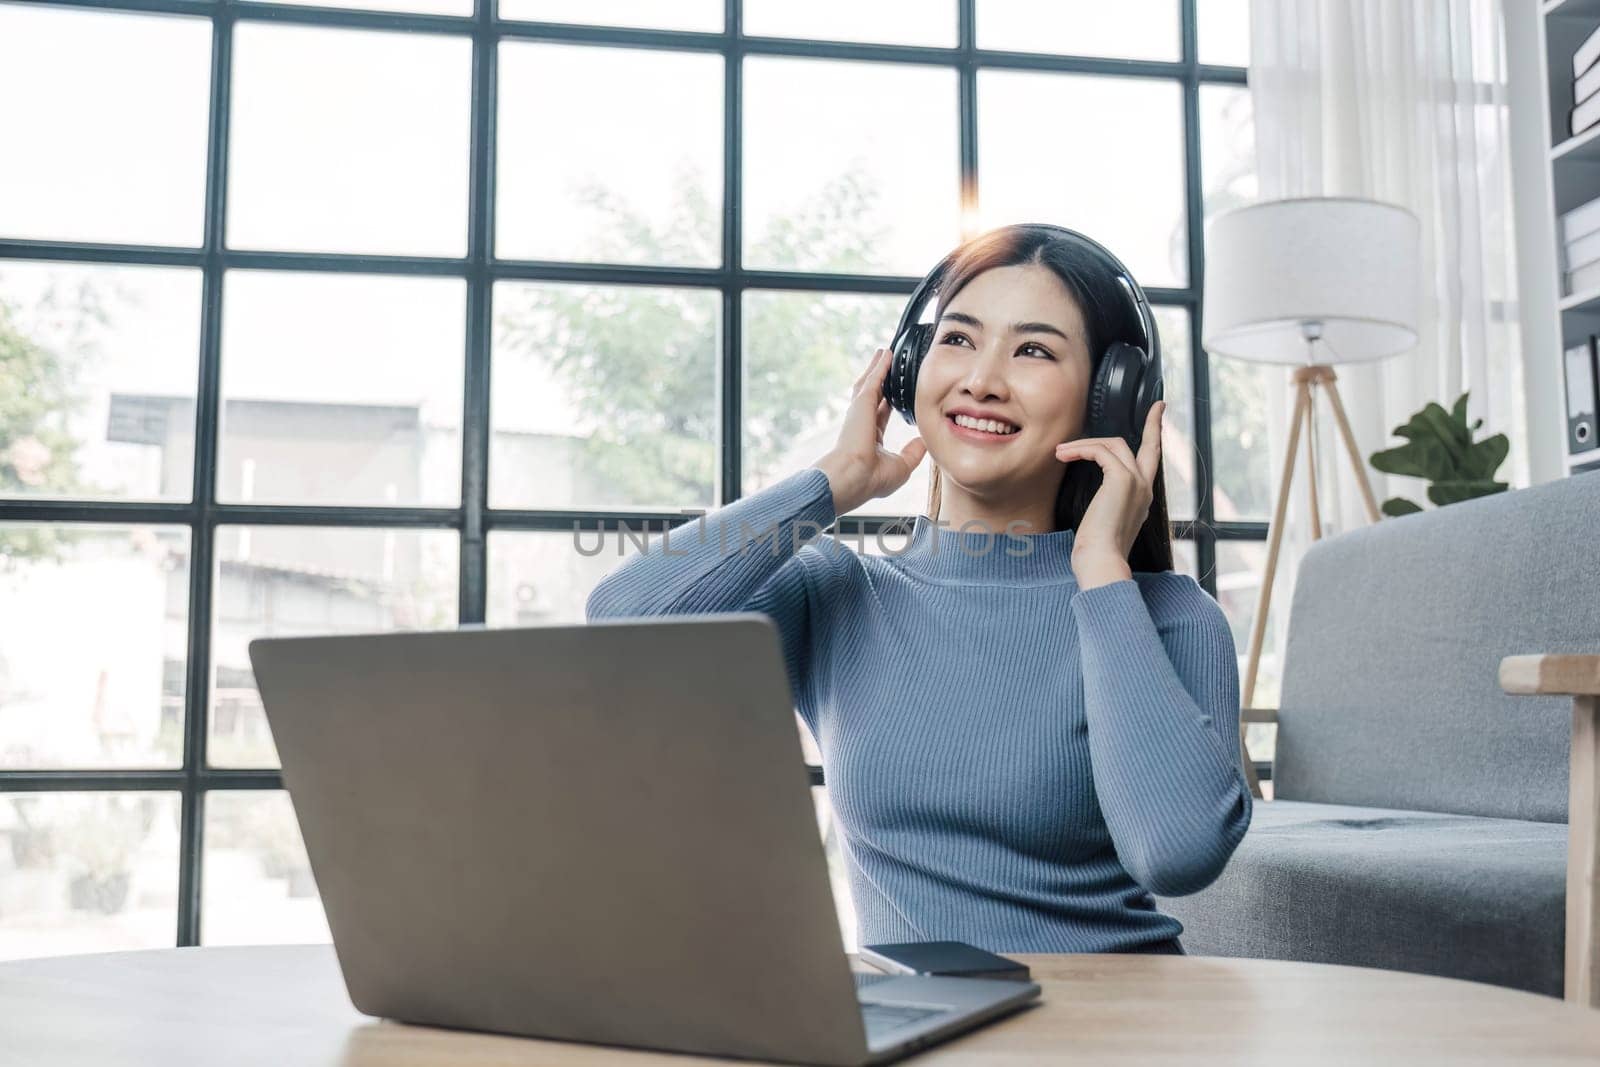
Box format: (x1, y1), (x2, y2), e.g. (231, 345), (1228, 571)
(586, 224), (1253, 955)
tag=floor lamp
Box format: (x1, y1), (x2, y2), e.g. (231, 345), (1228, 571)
(1200, 197), (1421, 797)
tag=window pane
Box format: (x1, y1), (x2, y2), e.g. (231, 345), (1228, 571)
(497, 43), (723, 267)
(218, 271), (466, 507)
(499, 0), (723, 32)
(1208, 358), (1273, 522)
(1198, 83), (1265, 522)
(979, 70), (1187, 287)
(1198, 0), (1251, 67)
(490, 281), (720, 511)
(743, 0), (956, 47)
(273, 0), (470, 14)
(487, 529), (643, 626)
(1172, 538), (1197, 578)
(976, 0), (1179, 62)
(228, 23), (471, 257)
(0, 525), (189, 770)
(812, 787), (856, 953)
(0, 4), (209, 247)
(0, 261), (201, 502)
(1199, 84), (1258, 227)
(743, 56), (961, 276)
(1214, 539), (1281, 762)
(0, 792), (181, 961)
(210, 527), (460, 768)
(1151, 306), (1197, 522)
(741, 290), (929, 518)
(202, 791), (330, 946)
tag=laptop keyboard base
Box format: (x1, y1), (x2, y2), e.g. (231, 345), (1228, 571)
(854, 973), (952, 1042)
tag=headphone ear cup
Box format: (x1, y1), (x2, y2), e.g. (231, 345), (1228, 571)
(1084, 343), (1122, 441)
(883, 322), (934, 424)
(1086, 341), (1147, 448)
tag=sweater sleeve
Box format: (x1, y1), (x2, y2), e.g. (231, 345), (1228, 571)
(584, 465), (838, 717)
(1069, 573), (1253, 897)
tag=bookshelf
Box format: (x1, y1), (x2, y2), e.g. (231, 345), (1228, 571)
(1541, 0), (1600, 473)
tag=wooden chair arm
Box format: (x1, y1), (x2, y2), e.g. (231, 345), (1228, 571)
(1242, 706), (1279, 725)
(1500, 655), (1600, 1007)
(1499, 654), (1600, 697)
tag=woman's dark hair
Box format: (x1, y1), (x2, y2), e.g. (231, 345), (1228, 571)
(923, 223), (1175, 574)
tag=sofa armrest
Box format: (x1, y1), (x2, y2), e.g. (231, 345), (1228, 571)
(1500, 654), (1599, 1007)
(1239, 708), (1277, 800)
(1499, 653), (1600, 696)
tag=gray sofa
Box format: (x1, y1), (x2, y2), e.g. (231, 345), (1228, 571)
(1154, 469), (1600, 1002)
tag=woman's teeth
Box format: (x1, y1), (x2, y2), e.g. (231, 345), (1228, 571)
(951, 413), (1019, 435)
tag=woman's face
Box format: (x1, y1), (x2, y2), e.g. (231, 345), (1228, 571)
(913, 262), (1094, 503)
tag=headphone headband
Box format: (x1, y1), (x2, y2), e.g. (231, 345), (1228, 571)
(889, 223), (1160, 372)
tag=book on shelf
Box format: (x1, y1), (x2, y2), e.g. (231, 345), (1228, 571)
(1571, 91), (1600, 137)
(1566, 337), (1599, 455)
(1575, 22), (1600, 81)
(1566, 257), (1600, 296)
(1560, 193), (1600, 245)
(1564, 225), (1600, 274)
(1580, 60), (1600, 109)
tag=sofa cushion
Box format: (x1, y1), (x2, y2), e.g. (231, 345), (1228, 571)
(1271, 470), (1600, 821)
(1152, 799), (1568, 997)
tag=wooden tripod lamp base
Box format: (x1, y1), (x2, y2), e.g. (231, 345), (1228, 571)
(1197, 198), (1422, 801)
(1237, 363), (1383, 800)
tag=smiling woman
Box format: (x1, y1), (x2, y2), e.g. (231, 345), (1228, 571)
(585, 225), (1253, 956)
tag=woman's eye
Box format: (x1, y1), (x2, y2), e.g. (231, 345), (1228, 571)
(938, 332), (1052, 360)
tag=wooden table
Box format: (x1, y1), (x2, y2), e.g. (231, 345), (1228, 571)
(3, 944), (1600, 1065)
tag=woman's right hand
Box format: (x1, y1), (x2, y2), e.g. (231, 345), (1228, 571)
(815, 346), (928, 515)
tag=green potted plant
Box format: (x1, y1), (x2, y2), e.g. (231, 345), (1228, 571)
(1369, 390), (1510, 516)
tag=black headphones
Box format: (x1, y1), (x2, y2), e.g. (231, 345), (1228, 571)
(881, 223), (1164, 451)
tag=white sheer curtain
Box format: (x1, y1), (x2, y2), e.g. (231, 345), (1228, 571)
(1242, 0), (1528, 705)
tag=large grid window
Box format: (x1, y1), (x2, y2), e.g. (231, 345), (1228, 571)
(0, 0), (1265, 957)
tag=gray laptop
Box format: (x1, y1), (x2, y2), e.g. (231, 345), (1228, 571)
(248, 613), (1041, 1067)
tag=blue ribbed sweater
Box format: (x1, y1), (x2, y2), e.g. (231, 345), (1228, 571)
(584, 465), (1253, 953)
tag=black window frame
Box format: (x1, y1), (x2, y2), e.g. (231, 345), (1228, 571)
(0, 0), (1264, 949)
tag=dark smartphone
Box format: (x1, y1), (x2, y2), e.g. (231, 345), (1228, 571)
(858, 940), (1031, 981)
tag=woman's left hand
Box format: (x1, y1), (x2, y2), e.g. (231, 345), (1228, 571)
(1055, 400), (1166, 587)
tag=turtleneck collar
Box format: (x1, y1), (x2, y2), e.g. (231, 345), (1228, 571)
(886, 514), (1078, 585)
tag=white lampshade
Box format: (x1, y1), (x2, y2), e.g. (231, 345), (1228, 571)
(1201, 197), (1421, 365)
